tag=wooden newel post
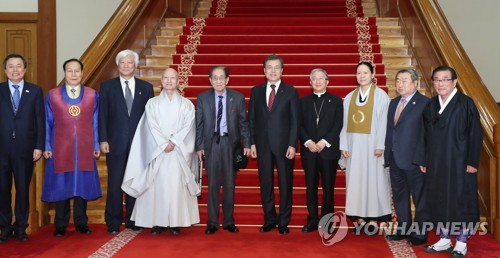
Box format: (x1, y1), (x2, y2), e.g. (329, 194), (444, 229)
(494, 123), (500, 240)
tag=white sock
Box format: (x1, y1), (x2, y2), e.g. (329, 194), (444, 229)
(433, 238), (451, 247)
(454, 241), (467, 254)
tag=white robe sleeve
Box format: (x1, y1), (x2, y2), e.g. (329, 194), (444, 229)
(375, 88), (390, 150)
(121, 112), (165, 198)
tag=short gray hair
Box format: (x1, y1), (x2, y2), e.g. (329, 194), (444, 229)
(309, 68), (329, 81)
(395, 68), (418, 81)
(115, 49), (139, 66)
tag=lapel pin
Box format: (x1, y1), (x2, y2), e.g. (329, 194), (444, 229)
(413, 101), (416, 104)
(25, 90), (30, 93)
(329, 99), (331, 103)
(139, 92), (142, 95)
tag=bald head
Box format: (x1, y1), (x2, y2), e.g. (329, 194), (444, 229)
(161, 68), (179, 91)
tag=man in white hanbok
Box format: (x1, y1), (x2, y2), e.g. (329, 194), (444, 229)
(340, 62), (391, 235)
(122, 68), (199, 235)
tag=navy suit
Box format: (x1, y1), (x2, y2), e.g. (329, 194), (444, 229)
(249, 82), (299, 227)
(0, 81), (45, 234)
(384, 91), (428, 239)
(299, 92), (343, 226)
(195, 89), (250, 228)
(98, 77), (154, 230)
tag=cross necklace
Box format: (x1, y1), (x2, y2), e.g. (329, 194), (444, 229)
(313, 99), (325, 128)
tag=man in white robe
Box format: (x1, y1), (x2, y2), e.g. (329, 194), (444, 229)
(122, 68), (199, 235)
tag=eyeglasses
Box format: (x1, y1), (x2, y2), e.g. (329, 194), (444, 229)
(211, 76), (226, 81)
(432, 78), (453, 84)
(311, 77), (327, 82)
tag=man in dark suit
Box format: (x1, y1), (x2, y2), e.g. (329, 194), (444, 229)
(384, 69), (429, 246)
(0, 54), (45, 242)
(99, 49), (154, 234)
(195, 66), (250, 235)
(299, 68), (343, 233)
(249, 54), (299, 234)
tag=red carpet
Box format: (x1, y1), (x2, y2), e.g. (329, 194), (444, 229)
(1, 225), (498, 257)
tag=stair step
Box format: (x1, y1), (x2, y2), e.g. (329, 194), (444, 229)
(139, 63), (386, 77)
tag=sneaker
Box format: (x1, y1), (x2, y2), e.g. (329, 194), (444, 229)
(424, 238), (453, 253)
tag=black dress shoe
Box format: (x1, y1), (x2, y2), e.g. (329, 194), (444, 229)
(408, 237), (428, 246)
(130, 226), (143, 231)
(0, 229), (13, 243)
(76, 225), (92, 234)
(222, 225), (239, 233)
(205, 226), (218, 235)
(170, 227), (180, 235)
(14, 231), (29, 242)
(151, 226), (167, 235)
(53, 228), (66, 237)
(278, 226), (290, 235)
(386, 234), (408, 241)
(302, 224), (318, 233)
(108, 228), (120, 235)
(259, 224), (276, 233)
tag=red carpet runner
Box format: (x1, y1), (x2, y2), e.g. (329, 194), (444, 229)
(173, 0), (387, 228)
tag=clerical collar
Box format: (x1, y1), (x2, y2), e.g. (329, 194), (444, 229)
(314, 91), (326, 98)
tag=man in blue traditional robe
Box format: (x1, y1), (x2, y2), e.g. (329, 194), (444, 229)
(42, 59), (101, 237)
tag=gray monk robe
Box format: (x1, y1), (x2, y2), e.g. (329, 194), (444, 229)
(415, 91), (483, 225)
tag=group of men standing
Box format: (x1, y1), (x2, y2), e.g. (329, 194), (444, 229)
(0, 51), (483, 257)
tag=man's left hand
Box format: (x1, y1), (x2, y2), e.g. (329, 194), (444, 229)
(285, 146), (295, 159)
(243, 148), (251, 157)
(466, 165), (478, 173)
(33, 149), (42, 161)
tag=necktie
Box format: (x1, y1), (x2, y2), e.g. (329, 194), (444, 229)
(13, 85), (20, 113)
(268, 84), (276, 111)
(125, 80), (133, 115)
(70, 88), (76, 97)
(216, 95), (223, 143)
(394, 98), (406, 125)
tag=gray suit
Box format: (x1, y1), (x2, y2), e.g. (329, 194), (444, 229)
(195, 89), (250, 228)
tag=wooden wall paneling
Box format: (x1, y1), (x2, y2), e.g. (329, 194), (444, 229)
(37, 0), (56, 94)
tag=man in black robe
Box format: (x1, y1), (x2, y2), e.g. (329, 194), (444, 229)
(416, 66), (483, 257)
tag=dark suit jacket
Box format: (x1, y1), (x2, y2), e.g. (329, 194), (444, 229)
(384, 91), (429, 170)
(299, 92), (343, 160)
(98, 77), (154, 155)
(249, 82), (299, 154)
(0, 81), (45, 157)
(195, 89), (250, 153)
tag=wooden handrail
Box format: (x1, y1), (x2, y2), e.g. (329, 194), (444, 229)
(77, 0), (144, 87)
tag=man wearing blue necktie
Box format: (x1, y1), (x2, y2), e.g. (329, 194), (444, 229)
(0, 54), (45, 243)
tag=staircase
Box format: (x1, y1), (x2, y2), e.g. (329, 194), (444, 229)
(49, 0), (413, 227)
